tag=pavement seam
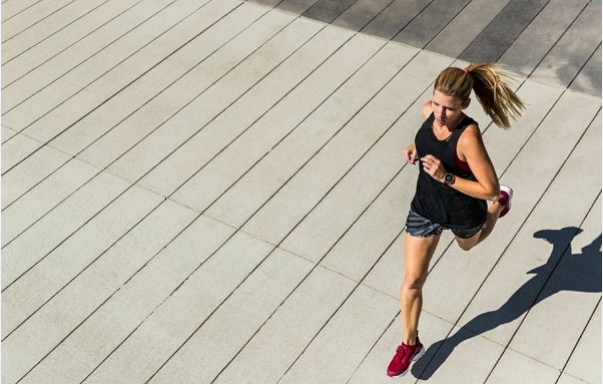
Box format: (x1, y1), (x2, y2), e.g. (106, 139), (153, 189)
(1, 0), (148, 91)
(521, 0), (592, 81)
(3, 0), (112, 65)
(556, 296), (602, 384)
(1, 0), (45, 24)
(1, 0), (79, 44)
(568, 41), (603, 92)
(1, 0), (215, 152)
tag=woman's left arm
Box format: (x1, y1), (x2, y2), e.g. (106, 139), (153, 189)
(421, 125), (500, 201)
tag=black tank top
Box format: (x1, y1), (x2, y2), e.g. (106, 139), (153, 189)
(410, 113), (487, 229)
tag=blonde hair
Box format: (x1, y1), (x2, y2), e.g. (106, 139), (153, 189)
(434, 64), (525, 129)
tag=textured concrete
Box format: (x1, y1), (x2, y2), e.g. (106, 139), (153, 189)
(2, 0), (600, 383)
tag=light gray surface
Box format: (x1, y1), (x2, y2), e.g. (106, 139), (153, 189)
(2, 0), (601, 383)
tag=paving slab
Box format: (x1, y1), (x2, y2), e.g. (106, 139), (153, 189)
(240, 51), (453, 245)
(531, 0), (602, 89)
(107, 15), (331, 184)
(204, 41), (417, 232)
(279, 284), (398, 383)
(214, 266), (357, 383)
(1, 0), (141, 93)
(564, 301), (602, 384)
(20, 0), (238, 149)
(1, 0), (76, 42)
(1, 157), (98, 246)
(18, 200), (197, 384)
(1, 183), (162, 339)
(425, 0), (512, 58)
(393, 0), (471, 48)
(1, 144), (70, 208)
(1, 124), (18, 143)
(1, 132), (43, 173)
(498, 0), (589, 77)
(71, 231), (276, 383)
(146, 248), (313, 384)
(1, 213), (233, 384)
(2, 0), (106, 65)
(1, 171), (130, 291)
(557, 372), (589, 384)
(1, 0), (175, 105)
(77, 4), (292, 170)
(331, 0), (395, 33)
(486, 348), (561, 383)
(1, 0), (49, 23)
(302, 0), (357, 24)
(361, 0), (432, 41)
(459, 0), (549, 64)
(51, 1), (270, 158)
(416, 326), (505, 383)
(2, 0), (213, 133)
(570, 44), (602, 96)
(169, 33), (388, 212)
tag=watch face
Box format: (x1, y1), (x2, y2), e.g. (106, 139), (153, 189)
(445, 174), (454, 184)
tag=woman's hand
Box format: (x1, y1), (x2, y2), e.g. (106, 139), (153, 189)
(421, 155), (447, 182)
(403, 143), (418, 164)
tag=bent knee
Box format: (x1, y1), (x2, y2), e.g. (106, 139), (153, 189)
(457, 240), (473, 251)
(403, 275), (427, 291)
(456, 237), (478, 251)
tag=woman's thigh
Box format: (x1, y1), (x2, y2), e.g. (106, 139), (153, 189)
(404, 232), (441, 282)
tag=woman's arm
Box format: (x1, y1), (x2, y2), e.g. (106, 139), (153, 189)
(421, 124), (500, 202)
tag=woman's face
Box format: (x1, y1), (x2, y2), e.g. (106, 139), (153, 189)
(431, 90), (468, 127)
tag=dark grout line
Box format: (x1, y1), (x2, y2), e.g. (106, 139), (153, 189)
(567, 41), (602, 92)
(2, 0), (111, 64)
(2, 0), (221, 173)
(0, 0), (246, 247)
(1, 0), (79, 44)
(1, 0), (303, 246)
(418, 0), (474, 50)
(556, 295), (602, 384)
(1, 0), (177, 102)
(1, 0), (45, 23)
(1, 0), (148, 90)
(522, 0), (591, 80)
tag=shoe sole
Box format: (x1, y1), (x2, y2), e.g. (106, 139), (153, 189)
(388, 346), (426, 378)
(500, 186), (513, 217)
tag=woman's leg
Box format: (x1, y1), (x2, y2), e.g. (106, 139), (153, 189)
(455, 199), (504, 251)
(401, 232), (441, 345)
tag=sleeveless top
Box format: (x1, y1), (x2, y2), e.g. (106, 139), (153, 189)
(410, 113), (487, 229)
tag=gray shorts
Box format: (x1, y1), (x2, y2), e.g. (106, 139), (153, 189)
(405, 210), (486, 239)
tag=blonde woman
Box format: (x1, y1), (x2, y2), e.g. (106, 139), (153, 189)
(387, 64), (525, 378)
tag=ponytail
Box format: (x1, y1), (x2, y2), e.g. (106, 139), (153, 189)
(434, 64), (525, 129)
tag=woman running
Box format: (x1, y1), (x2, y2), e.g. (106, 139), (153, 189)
(387, 64), (525, 378)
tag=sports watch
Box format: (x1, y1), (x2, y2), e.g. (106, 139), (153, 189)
(444, 173), (456, 185)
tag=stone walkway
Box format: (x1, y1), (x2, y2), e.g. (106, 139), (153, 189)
(1, 0), (601, 383)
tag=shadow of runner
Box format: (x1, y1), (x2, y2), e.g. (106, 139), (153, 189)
(412, 227), (602, 380)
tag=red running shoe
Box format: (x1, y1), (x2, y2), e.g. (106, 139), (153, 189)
(386, 337), (425, 378)
(499, 185), (513, 218)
